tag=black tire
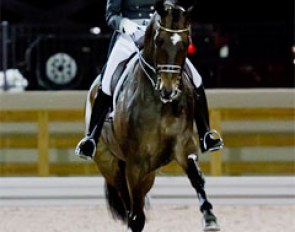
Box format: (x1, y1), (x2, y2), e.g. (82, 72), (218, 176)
(25, 36), (109, 90)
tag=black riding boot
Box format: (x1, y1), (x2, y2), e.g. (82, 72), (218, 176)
(75, 90), (112, 160)
(194, 85), (224, 153)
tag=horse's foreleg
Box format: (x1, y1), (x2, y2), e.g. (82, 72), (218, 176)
(182, 154), (220, 231)
(125, 163), (155, 232)
(109, 160), (131, 222)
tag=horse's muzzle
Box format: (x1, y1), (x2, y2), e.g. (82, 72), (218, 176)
(155, 71), (182, 103)
(160, 88), (181, 103)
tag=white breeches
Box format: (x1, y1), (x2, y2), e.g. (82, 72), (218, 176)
(185, 58), (202, 88)
(101, 31), (202, 96)
(102, 33), (140, 95)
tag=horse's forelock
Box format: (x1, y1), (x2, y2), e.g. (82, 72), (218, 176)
(171, 8), (183, 23)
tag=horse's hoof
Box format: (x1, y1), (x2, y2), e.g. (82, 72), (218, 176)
(203, 224), (220, 232)
(202, 210), (220, 231)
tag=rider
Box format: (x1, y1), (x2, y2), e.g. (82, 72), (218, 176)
(75, 0), (223, 160)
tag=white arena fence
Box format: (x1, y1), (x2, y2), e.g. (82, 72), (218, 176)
(0, 176), (294, 206)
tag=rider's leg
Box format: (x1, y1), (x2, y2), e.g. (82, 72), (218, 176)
(75, 89), (112, 159)
(194, 84), (223, 152)
(185, 59), (224, 153)
(75, 34), (139, 160)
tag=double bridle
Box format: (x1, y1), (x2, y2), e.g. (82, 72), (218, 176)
(138, 20), (190, 91)
(156, 22), (190, 76)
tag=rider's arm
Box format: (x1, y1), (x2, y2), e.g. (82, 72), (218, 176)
(105, 0), (142, 35)
(105, 0), (124, 31)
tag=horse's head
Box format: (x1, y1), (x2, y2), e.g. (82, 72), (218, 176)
(142, 0), (194, 103)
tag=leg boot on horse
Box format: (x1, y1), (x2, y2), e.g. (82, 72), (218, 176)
(194, 85), (224, 153)
(75, 90), (112, 160)
(186, 155), (220, 231)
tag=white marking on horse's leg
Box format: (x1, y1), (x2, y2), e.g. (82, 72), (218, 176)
(171, 33), (182, 45)
(188, 154), (198, 161)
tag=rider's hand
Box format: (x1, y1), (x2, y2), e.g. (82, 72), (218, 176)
(120, 18), (140, 35)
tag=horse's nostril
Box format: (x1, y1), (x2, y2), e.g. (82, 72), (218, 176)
(161, 89), (173, 98)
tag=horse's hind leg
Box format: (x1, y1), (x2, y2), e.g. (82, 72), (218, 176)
(181, 154), (220, 231)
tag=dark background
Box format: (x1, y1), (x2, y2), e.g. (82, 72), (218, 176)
(0, 0), (294, 89)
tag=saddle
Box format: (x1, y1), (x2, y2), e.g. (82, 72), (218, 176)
(110, 52), (137, 95)
(107, 52), (139, 118)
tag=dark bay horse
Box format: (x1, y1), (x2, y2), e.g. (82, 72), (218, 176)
(88, 1), (219, 231)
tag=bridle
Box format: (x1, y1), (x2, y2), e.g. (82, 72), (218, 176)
(135, 2), (192, 103)
(159, 24), (190, 34)
(156, 22), (190, 76)
(138, 18), (190, 92)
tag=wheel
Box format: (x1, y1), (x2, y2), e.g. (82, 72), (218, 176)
(39, 52), (79, 89)
(24, 35), (109, 90)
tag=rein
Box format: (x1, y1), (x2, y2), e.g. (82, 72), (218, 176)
(138, 51), (157, 87)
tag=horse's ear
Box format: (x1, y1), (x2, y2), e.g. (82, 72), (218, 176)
(187, 4), (195, 14)
(185, 4), (195, 18)
(177, 0), (196, 14)
(177, 0), (196, 20)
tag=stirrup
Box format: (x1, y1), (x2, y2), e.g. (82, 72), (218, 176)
(202, 129), (224, 153)
(75, 136), (96, 160)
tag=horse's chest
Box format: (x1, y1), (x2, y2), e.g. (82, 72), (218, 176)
(159, 116), (183, 136)
(133, 102), (189, 139)
(137, 115), (188, 153)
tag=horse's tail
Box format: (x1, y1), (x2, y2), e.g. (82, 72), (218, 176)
(105, 181), (128, 223)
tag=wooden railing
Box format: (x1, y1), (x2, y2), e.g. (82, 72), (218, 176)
(0, 90), (294, 176)
(0, 109), (84, 176)
(208, 108), (295, 175)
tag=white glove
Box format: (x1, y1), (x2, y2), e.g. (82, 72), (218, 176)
(119, 18), (140, 35)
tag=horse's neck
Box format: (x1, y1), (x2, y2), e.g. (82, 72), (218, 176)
(129, 66), (194, 117)
(127, 67), (158, 110)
